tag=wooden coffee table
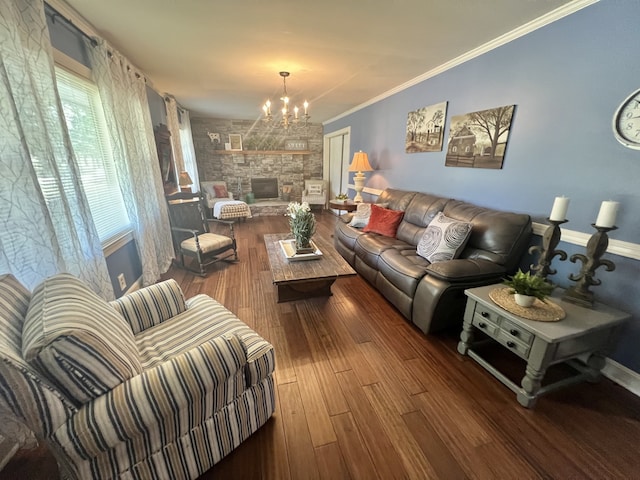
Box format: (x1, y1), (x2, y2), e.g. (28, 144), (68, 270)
(264, 233), (356, 302)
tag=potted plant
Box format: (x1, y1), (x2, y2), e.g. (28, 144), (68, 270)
(503, 269), (554, 307)
(286, 201), (316, 253)
(334, 193), (349, 204)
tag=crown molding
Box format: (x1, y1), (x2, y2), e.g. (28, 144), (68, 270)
(324, 0), (599, 125)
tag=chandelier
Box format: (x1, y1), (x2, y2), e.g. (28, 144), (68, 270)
(262, 71), (309, 129)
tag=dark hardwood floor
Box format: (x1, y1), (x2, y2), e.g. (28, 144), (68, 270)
(5, 212), (640, 479)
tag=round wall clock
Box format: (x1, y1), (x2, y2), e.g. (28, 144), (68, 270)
(613, 88), (640, 149)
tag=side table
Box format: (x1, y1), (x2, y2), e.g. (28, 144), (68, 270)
(458, 284), (630, 408)
(329, 200), (358, 214)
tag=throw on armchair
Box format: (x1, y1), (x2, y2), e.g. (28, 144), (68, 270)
(301, 179), (327, 209)
(201, 181), (234, 209)
(0, 273), (275, 480)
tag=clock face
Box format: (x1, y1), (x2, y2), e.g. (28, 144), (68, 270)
(613, 88), (640, 149)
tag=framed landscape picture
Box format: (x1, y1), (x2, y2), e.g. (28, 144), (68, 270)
(405, 101), (447, 153)
(445, 104), (515, 169)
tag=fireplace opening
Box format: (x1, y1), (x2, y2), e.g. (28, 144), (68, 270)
(251, 177), (279, 199)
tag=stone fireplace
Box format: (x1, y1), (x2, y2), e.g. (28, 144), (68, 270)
(251, 177), (279, 199)
(190, 117), (324, 215)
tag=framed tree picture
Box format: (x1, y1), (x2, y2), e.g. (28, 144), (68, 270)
(405, 101), (447, 153)
(446, 105), (515, 169)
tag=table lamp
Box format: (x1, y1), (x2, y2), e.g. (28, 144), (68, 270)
(348, 151), (373, 202)
(178, 171), (193, 192)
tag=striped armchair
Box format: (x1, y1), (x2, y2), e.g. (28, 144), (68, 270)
(0, 273), (275, 479)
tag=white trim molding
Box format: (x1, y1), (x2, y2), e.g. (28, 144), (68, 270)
(532, 222), (640, 260)
(602, 359), (640, 397)
(324, 0), (598, 126)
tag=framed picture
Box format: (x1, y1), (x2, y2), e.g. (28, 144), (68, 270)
(405, 101), (447, 153)
(446, 104), (515, 169)
(229, 134), (243, 151)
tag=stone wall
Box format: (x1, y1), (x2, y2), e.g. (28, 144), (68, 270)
(190, 117), (323, 202)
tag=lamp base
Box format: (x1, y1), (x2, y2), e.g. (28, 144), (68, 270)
(353, 173), (365, 203)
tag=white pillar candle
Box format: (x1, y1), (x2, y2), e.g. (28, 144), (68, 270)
(549, 196), (570, 221)
(595, 200), (620, 228)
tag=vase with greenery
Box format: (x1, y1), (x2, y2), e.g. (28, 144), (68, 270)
(503, 269), (554, 307)
(286, 201), (316, 253)
(335, 193), (349, 203)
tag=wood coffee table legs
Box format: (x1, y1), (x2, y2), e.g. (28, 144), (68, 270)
(276, 278), (336, 302)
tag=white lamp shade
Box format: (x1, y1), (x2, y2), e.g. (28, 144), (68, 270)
(348, 151), (373, 173)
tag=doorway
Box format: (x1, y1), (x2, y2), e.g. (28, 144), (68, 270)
(323, 127), (351, 205)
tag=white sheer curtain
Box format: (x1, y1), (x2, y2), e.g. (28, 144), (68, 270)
(88, 40), (174, 287)
(165, 96), (199, 192)
(178, 107), (200, 192)
(0, 0), (113, 298)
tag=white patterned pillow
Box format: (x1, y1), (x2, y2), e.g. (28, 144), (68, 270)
(307, 184), (323, 195)
(417, 212), (473, 263)
(348, 203), (372, 228)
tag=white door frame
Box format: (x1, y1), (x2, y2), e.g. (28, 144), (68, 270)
(323, 126), (351, 202)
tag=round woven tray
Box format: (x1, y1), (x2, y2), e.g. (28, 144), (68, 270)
(489, 287), (565, 322)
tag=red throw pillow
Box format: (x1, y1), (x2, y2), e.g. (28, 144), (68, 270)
(213, 184), (228, 198)
(363, 204), (404, 237)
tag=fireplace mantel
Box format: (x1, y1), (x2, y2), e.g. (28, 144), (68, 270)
(214, 150), (311, 155)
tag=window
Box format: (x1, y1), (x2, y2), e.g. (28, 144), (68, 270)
(55, 66), (130, 244)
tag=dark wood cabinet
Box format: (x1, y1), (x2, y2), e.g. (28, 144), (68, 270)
(154, 124), (176, 193)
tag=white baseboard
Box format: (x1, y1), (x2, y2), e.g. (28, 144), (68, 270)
(602, 359), (640, 397)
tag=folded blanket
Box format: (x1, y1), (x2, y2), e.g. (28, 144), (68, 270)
(213, 200), (252, 219)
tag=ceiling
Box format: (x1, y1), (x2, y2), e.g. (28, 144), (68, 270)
(59, 0), (576, 123)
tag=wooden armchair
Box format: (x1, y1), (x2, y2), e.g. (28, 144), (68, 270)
(167, 197), (238, 276)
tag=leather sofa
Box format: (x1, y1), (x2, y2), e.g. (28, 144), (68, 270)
(334, 188), (532, 334)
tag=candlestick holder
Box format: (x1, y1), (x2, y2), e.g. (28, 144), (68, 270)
(562, 224), (617, 307)
(529, 219), (567, 280)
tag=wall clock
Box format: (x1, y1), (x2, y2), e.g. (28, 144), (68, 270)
(613, 88), (640, 149)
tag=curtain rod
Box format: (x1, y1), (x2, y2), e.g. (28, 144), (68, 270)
(46, 7), (97, 47)
(45, 5), (148, 83)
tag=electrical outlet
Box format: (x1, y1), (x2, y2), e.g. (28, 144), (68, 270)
(207, 132), (220, 143)
(117, 273), (127, 291)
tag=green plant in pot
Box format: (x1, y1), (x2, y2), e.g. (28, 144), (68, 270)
(503, 269), (554, 307)
(286, 201), (316, 253)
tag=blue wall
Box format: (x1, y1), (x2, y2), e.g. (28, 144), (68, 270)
(326, 0), (640, 372)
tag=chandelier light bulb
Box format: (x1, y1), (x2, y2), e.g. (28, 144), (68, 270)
(261, 71), (309, 129)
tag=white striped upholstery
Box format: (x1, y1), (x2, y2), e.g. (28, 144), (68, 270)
(0, 274), (76, 438)
(137, 294), (275, 388)
(22, 274), (142, 405)
(0, 273), (276, 479)
(110, 279), (186, 334)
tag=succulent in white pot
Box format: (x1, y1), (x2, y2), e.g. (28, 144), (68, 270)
(503, 269), (554, 307)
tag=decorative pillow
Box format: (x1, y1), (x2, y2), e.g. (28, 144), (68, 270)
(213, 184), (228, 198)
(307, 184), (323, 195)
(348, 203), (372, 228)
(417, 212), (473, 263)
(22, 273), (142, 405)
(363, 204), (404, 237)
